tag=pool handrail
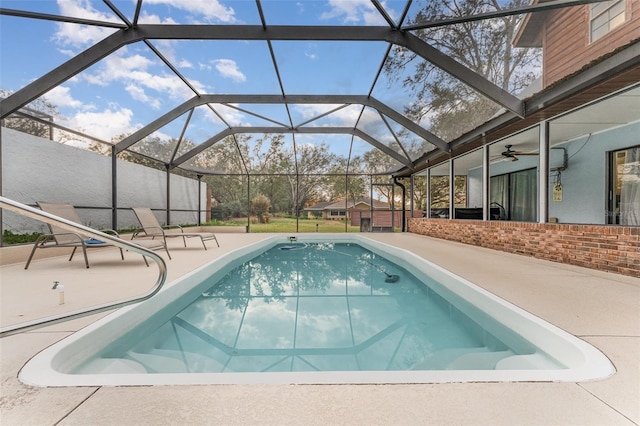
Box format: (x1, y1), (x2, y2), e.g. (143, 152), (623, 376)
(0, 196), (168, 338)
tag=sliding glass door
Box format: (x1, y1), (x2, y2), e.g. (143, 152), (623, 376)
(490, 168), (537, 222)
(610, 145), (640, 225)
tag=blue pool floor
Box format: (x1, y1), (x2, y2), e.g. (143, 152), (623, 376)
(74, 243), (563, 375)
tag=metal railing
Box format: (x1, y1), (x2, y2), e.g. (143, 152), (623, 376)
(0, 196), (168, 337)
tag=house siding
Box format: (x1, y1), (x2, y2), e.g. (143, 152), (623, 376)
(543, 2), (640, 87)
(408, 219), (640, 278)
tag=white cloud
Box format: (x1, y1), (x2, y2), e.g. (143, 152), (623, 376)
(141, 0), (236, 23)
(125, 84), (161, 109)
(294, 104), (360, 127)
(305, 44), (319, 60)
(67, 107), (137, 141)
(213, 59), (246, 83)
(215, 104), (251, 126)
(321, 0), (388, 25)
(108, 53), (155, 75)
(178, 59), (194, 68)
(44, 86), (85, 109)
(137, 12), (178, 25)
(53, 0), (119, 50)
(78, 50), (204, 107)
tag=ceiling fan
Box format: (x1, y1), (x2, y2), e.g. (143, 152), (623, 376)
(500, 145), (539, 161)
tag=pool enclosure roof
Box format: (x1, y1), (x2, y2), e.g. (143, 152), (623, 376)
(0, 0), (637, 177)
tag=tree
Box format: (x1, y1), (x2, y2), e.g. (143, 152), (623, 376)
(287, 142), (336, 216)
(243, 134), (290, 214)
(1, 89), (61, 140)
(412, 175), (427, 211)
(429, 175), (467, 208)
(384, 0), (541, 141)
(326, 157), (367, 204)
(202, 135), (251, 216)
(363, 145), (404, 205)
(251, 194), (271, 223)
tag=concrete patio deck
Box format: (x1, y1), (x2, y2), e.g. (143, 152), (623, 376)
(1, 232), (638, 425)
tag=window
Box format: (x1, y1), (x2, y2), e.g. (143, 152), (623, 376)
(590, 0), (626, 42)
(608, 146), (640, 225)
(490, 168), (537, 222)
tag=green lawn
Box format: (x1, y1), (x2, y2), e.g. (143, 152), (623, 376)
(2, 217), (370, 246)
(211, 217), (361, 233)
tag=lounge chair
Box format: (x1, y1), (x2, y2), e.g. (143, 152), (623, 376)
(131, 207), (219, 251)
(25, 202), (169, 269)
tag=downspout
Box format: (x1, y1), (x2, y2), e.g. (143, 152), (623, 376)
(393, 177), (406, 232)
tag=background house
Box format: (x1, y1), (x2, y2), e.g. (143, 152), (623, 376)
(304, 198), (390, 220)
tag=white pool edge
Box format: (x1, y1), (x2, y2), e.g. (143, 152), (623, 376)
(19, 234), (616, 387)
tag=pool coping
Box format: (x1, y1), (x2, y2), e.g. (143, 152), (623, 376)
(18, 234), (616, 387)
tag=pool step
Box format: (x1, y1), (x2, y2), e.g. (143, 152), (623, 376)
(495, 353), (561, 370)
(412, 347), (521, 370)
(411, 347), (489, 370)
(447, 349), (515, 370)
(75, 358), (148, 374)
(127, 348), (226, 373)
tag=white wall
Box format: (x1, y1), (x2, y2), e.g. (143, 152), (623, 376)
(1, 128), (207, 234)
(547, 121), (640, 224)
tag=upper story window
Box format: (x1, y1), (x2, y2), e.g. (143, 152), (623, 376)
(590, 0), (626, 42)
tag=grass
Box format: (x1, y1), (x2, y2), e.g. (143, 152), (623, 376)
(208, 217), (361, 233)
(2, 217), (376, 246)
(2, 230), (42, 245)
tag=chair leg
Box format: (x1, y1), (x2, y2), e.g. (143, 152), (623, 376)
(182, 235), (187, 247)
(24, 238), (44, 269)
(81, 244), (90, 268)
(69, 247), (77, 261)
(200, 237), (207, 250)
(119, 248), (125, 260)
(164, 242), (172, 260)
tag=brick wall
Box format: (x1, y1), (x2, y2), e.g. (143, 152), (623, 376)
(408, 219), (640, 277)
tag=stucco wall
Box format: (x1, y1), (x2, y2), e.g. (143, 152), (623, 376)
(1, 128), (206, 234)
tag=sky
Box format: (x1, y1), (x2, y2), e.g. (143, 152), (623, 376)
(0, 0), (516, 167)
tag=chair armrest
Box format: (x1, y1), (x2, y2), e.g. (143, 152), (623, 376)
(133, 226), (165, 237)
(54, 232), (86, 242)
(163, 224), (185, 233)
(33, 233), (59, 245)
(99, 229), (120, 238)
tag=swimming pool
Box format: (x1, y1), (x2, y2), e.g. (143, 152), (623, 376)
(20, 235), (614, 386)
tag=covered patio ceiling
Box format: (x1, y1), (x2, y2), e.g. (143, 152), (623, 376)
(0, 0), (633, 177)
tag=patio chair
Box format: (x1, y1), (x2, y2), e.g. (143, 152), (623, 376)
(25, 202), (125, 269)
(131, 207), (219, 251)
(25, 202), (169, 269)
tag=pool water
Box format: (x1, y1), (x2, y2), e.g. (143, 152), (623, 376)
(74, 243), (561, 374)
